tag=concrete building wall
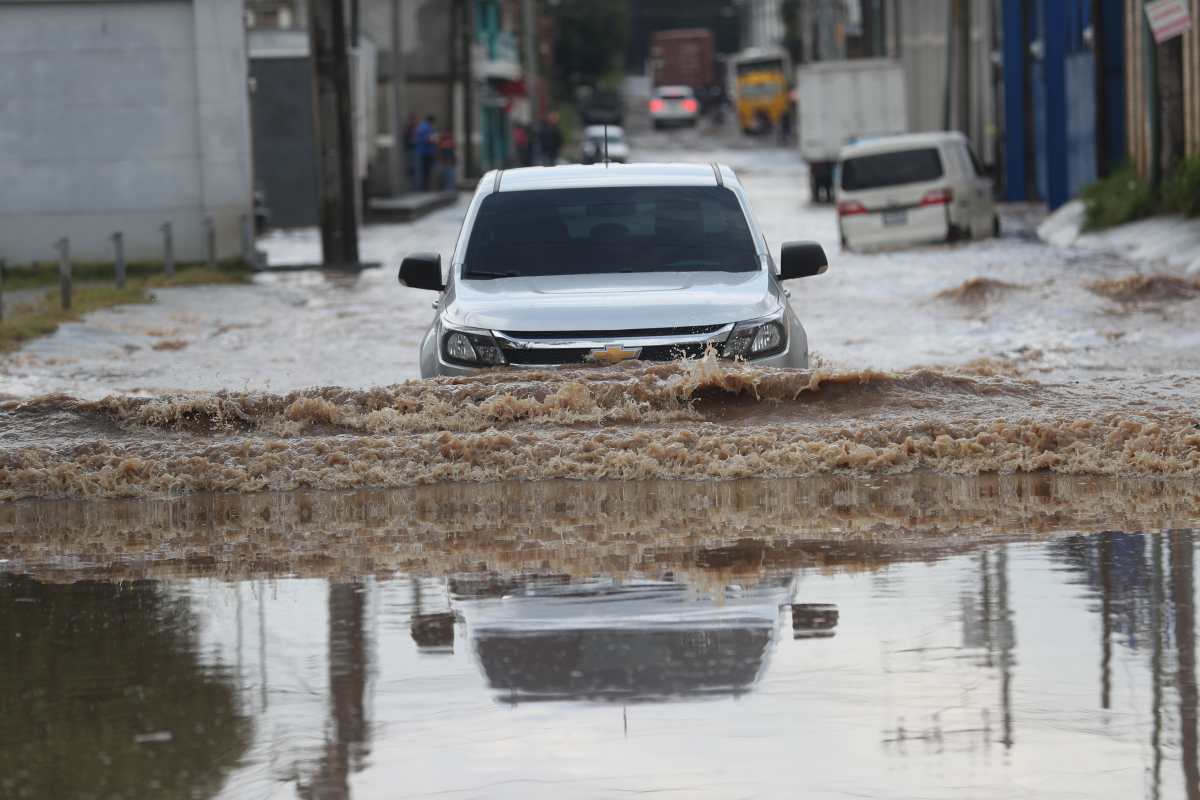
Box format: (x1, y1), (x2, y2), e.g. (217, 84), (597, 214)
(896, 0), (996, 163)
(741, 0), (784, 50)
(0, 0), (252, 265)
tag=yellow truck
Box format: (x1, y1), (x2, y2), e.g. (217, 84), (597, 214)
(733, 47), (791, 136)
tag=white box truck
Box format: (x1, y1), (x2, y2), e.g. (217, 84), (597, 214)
(796, 59), (908, 203)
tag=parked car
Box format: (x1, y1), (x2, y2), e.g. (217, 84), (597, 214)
(579, 125), (630, 164)
(649, 86), (699, 129)
(836, 131), (998, 251)
(397, 163), (829, 377)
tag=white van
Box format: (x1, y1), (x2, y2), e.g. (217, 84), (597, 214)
(835, 132), (997, 251)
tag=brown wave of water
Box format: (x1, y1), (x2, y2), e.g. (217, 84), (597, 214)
(1, 359), (1198, 500)
(0, 359), (1012, 436)
(935, 277), (1025, 305)
(4, 475), (1199, 582)
(1088, 274), (1200, 302)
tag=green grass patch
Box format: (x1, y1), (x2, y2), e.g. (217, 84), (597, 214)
(1080, 165), (1158, 231)
(1162, 156), (1200, 217)
(0, 285), (148, 352)
(0, 264), (253, 353)
(0, 258), (252, 292)
(1081, 158), (1200, 231)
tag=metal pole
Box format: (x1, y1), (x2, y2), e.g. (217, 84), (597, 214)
(462, 0), (476, 179)
(1146, 10), (1161, 188)
(943, 0), (956, 130)
(112, 232), (126, 289)
(448, 0), (459, 141)
(161, 222), (175, 278)
(205, 216), (217, 269)
(240, 214), (258, 268)
(522, 0), (542, 165)
(309, 0), (361, 265)
(0, 258), (5, 322)
(390, 0), (408, 194)
(55, 238), (72, 311)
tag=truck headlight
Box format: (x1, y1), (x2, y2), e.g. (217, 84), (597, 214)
(723, 311), (787, 360)
(440, 322), (505, 366)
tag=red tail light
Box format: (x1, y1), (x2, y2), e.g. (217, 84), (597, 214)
(837, 200), (868, 216)
(920, 188), (954, 206)
(681, 98), (698, 113)
(649, 99), (664, 112)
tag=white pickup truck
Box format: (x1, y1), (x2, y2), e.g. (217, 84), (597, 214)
(796, 59), (908, 203)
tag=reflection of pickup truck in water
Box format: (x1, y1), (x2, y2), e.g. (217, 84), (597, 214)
(450, 576), (798, 703)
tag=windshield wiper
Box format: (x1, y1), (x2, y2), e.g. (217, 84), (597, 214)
(661, 259), (723, 268)
(464, 270), (520, 279)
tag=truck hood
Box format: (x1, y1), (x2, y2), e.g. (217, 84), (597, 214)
(446, 270), (779, 332)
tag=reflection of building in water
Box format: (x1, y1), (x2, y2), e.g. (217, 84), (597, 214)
(299, 582), (371, 800)
(959, 547), (1015, 748)
(0, 577), (252, 799)
(1051, 530), (1200, 800)
(1050, 532), (1155, 654)
(453, 576), (798, 703)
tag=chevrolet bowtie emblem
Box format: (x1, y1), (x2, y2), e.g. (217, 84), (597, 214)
(590, 344), (642, 365)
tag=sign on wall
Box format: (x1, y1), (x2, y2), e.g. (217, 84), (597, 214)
(1144, 0), (1193, 43)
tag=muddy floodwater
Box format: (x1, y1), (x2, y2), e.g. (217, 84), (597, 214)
(4, 139), (1200, 798)
(2, 476), (1200, 799)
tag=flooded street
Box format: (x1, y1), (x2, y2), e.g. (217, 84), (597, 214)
(3, 477), (1200, 798)
(3, 129), (1200, 799)
(3, 137), (1200, 399)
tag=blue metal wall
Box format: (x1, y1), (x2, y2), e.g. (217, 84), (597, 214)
(1001, 0), (1125, 208)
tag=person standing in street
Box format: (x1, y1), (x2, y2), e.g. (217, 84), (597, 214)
(538, 112), (562, 166)
(402, 112), (418, 187)
(414, 114), (436, 191)
(513, 123), (531, 167)
(437, 129), (457, 191)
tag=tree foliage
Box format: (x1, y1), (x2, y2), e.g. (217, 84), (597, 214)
(551, 0), (630, 91)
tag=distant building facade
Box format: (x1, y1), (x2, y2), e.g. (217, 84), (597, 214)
(0, 0), (253, 265)
(739, 0), (785, 49)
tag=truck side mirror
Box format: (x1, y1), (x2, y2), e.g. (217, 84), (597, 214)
(398, 252), (444, 291)
(779, 241), (828, 280)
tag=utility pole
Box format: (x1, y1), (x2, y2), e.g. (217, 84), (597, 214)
(957, 0), (971, 137)
(449, 0), (460, 131)
(390, 0), (407, 194)
(522, 0), (542, 165)
(462, 0), (476, 179)
(942, 0), (955, 130)
(1091, 0), (1110, 177)
(309, 0), (360, 266)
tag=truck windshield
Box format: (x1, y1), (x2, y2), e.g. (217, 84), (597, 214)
(462, 187), (759, 279)
(841, 148), (944, 191)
